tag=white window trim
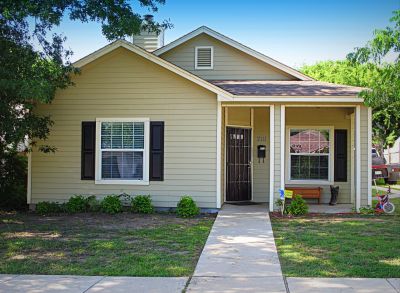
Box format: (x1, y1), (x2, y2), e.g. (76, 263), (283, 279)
(285, 126), (335, 185)
(95, 118), (150, 185)
(194, 46), (214, 70)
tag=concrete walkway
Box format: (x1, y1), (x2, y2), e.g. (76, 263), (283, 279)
(287, 277), (400, 293)
(187, 204), (286, 293)
(0, 275), (187, 293)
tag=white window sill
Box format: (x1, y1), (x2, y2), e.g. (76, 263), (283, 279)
(285, 180), (333, 186)
(95, 180), (150, 185)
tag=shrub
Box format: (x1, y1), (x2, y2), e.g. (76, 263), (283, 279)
(286, 195), (308, 216)
(87, 195), (101, 212)
(131, 195), (154, 214)
(66, 195), (88, 213)
(359, 206), (375, 215)
(101, 195), (122, 214)
(36, 201), (64, 215)
(176, 196), (200, 218)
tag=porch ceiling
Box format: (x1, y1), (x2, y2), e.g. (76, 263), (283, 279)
(210, 80), (364, 96)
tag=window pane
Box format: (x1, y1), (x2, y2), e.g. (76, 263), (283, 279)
(101, 151), (143, 180)
(101, 135), (111, 149)
(123, 122), (134, 135)
(320, 168), (328, 179)
(134, 122), (144, 135)
(111, 122), (122, 135)
(112, 135), (122, 149)
(290, 156), (301, 179)
(290, 128), (330, 154)
(134, 135), (144, 149)
(101, 123), (112, 135)
(101, 152), (120, 179)
(133, 152), (143, 179)
(290, 155), (329, 180)
(123, 135), (133, 148)
(320, 156), (329, 167)
(101, 122), (145, 150)
(290, 129), (310, 153)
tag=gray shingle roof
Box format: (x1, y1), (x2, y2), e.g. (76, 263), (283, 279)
(209, 80), (364, 96)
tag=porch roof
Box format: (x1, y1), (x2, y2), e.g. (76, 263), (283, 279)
(209, 80), (364, 96)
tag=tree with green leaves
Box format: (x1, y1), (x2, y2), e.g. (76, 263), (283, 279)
(301, 10), (400, 154)
(0, 0), (170, 208)
(0, 0), (170, 155)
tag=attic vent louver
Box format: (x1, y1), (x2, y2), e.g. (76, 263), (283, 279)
(195, 46), (213, 69)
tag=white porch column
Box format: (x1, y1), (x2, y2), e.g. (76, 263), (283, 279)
(280, 105), (285, 191)
(355, 105), (361, 211)
(269, 105), (275, 211)
(367, 107), (372, 206)
(216, 101), (222, 209)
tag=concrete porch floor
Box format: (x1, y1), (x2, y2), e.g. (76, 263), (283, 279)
(308, 204), (353, 214)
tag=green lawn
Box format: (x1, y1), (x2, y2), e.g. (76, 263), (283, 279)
(0, 212), (214, 276)
(271, 213), (400, 278)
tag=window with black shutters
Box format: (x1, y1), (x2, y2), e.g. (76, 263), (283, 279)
(95, 118), (149, 184)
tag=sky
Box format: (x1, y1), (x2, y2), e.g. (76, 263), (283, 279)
(53, 0), (399, 68)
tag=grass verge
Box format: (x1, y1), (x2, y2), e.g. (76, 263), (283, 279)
(0, 212), (214, 276)
(271, 213), (400, 278)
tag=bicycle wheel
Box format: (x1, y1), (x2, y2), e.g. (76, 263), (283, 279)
(383, 202), (395, 214)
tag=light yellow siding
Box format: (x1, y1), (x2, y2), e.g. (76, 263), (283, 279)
(31, 47), (218, 208)
(227, 107), (251, 126)
(252, 108), (270, 202)
(160, 33), (296, 80)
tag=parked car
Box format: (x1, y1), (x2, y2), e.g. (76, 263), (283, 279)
(372, 148), (389, 183)
(388, 163), (400, 183)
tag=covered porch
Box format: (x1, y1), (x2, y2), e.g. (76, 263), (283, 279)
(218, 103), (371, 212)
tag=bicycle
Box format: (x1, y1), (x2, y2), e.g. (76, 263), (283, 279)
(373, 179), (396, 214)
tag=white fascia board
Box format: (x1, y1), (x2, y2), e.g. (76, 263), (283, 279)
(154, 26), (313, 81)
(73, 40), (233, 99)
(217, 94), (233, 101)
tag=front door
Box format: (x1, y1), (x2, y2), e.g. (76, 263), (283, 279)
(226, 127), (252, 201)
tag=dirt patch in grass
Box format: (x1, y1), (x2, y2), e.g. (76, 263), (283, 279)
(0, 212), (215, 277)
(2, 211), (210, 229)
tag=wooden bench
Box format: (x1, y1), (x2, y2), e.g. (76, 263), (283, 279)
(285, 187), (322, 204)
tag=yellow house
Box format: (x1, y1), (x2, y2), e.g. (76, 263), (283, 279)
(28, 26), (372, 211)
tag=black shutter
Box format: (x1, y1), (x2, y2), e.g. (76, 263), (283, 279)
(81, 122), (96, 180)
(150, 121), (164, 181)
(334, 129), (347, 182)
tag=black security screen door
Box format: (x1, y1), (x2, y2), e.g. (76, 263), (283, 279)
(226, 127), (252, 201)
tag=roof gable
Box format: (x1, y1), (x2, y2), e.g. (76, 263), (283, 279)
(158, 33), (296, 81)
(154, 26), (313, 81)
(73, 39), (233, 98)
